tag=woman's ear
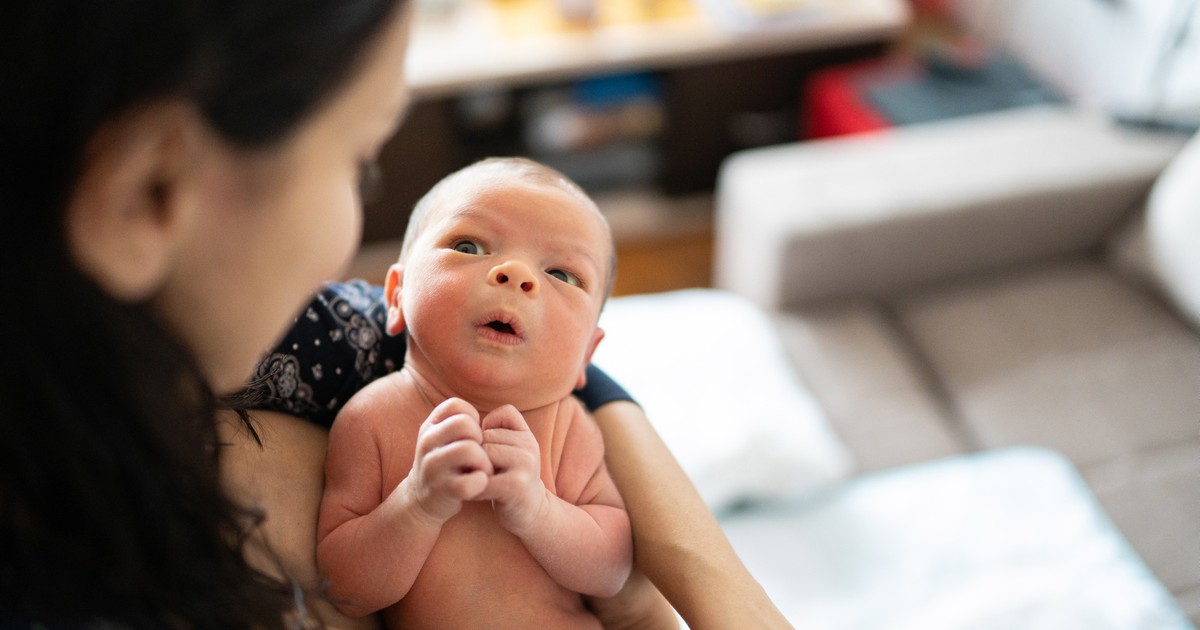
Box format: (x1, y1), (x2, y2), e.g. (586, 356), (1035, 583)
(384, 262), (407, 336)
(66, 101), (201, 302)
(575, 327), (605, 390)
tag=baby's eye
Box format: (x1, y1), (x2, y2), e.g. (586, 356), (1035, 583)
(548, 269), (581, 287)
(452, 240), (486, 255)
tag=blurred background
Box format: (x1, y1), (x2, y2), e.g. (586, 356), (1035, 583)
(346, 0), (1198, 294)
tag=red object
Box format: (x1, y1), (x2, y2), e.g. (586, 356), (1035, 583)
(803, 59), (915, 139)
(910, 0), (951, 18)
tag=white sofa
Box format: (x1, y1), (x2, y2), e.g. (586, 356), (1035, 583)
(712, 104), (1199, 624)
(708, 0), (1200, 620)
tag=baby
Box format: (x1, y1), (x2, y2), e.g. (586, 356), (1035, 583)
(316, 157), (631, 629)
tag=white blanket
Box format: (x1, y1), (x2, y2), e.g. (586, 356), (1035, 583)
(718, 447), (1193, 629)
(592, 289), (853, 513)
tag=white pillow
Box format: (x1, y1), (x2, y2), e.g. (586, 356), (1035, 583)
(591, 288), (853, 513)
(1106, 130), (1200, 330)
(1147, 129), (1200, 330)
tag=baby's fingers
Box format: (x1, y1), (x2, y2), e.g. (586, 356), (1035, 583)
(417, 398), (483, 453)
(480, 404), (530, 433)
(412, 440), (491, 521)
(426, 439), (494, 485)
(429, 397), (479, 424)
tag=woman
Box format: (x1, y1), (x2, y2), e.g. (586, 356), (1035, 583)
(1, 1), (790, 628)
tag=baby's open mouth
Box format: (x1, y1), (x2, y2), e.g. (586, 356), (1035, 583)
(477, 312), (523, 344)
(486, 320), (516, 335)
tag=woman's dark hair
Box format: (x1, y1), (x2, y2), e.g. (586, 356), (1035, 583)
(0, 0), (404, 627)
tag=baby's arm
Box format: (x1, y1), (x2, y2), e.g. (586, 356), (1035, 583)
(316, 395), (492, 617)
(477, 404), (633, 598)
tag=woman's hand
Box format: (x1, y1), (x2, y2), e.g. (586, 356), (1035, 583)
(588, 568), (679, 630)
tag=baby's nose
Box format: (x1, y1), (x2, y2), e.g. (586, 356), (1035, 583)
(491, 260), (537, 293)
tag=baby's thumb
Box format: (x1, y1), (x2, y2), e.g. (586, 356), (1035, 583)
(480, 404), (528, 432)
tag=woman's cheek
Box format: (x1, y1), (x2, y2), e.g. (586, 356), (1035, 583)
(306, 183), (364, 283)
(331, 190), (365, 280)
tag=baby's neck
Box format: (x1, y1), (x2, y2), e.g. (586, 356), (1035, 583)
(400, 358), (566, 415)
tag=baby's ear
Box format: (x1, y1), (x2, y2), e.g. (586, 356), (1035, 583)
(575, 327), (605, 390)
(384, 263), (406, 336)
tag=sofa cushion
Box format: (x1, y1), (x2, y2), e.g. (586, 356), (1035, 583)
(772, 304), (964, 472)
(1147, 129), (1200, 330)
(894, 260), (1200, 467)
(893, 261), (1200, 606)
(716, 106), (1179, 309)
(1082, 438), (1200, 607)
(1109, 129), (1200, 332)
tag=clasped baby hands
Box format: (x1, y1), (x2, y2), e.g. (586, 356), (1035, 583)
(407, 397), (549, 534)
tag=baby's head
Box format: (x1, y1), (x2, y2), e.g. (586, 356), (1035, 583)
(386, 157), (614, 409)
(401, 157), (614, 291)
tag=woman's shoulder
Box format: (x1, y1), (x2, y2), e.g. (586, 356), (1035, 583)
(249, 280), (406, 428)
(215, 408), (383, 630)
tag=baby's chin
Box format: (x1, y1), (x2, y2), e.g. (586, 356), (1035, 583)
(458, 386), (577, 415)
(440, 365), (577, 413)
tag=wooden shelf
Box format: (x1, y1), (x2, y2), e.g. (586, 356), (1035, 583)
(407, 0), (910, 98)
(597, 189), (714, 296)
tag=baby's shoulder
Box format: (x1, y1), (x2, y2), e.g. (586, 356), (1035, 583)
(546, 395), (602, 447)
(335, 370), (426, 430)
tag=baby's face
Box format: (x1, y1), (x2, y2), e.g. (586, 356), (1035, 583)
(397, 178), (611, 409)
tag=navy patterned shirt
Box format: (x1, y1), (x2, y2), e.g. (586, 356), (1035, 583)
(249, 280), (633, 428)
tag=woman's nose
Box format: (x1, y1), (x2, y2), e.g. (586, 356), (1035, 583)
(490, 260), (538, 294)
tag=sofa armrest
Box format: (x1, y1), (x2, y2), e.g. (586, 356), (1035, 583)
(714, 105), (1186, 310)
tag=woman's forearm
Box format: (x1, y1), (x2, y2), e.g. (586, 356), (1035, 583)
(592, 401), (794, 630)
